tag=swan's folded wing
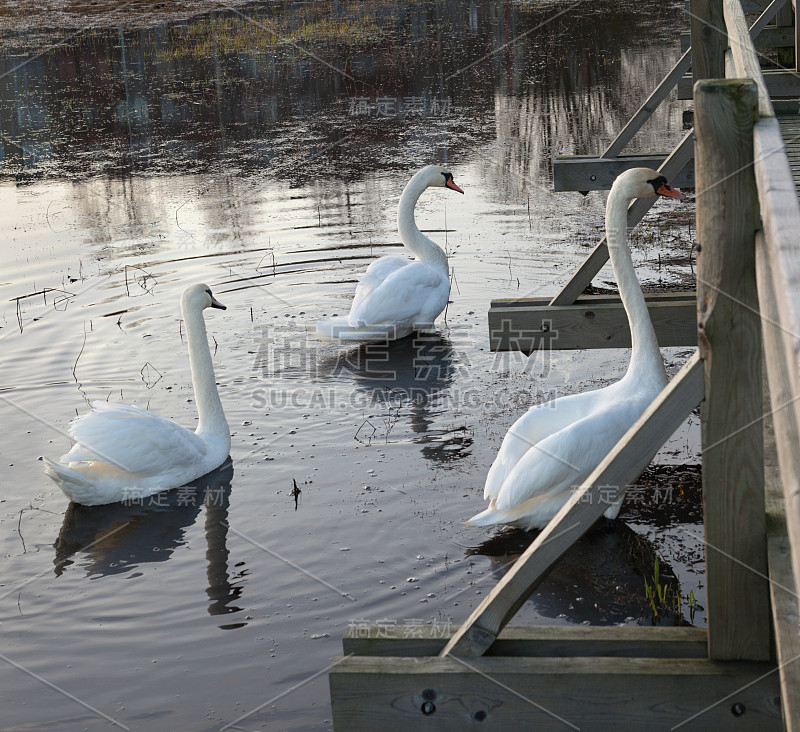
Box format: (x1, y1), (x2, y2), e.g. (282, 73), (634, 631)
(349, 257), (410, 313)
(484, 388), (607, 501)
(64, 401), (208, 476)
(492, 409), (631, 512)
(348, 261), (447, 327)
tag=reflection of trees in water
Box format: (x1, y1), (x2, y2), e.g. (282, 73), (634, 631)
(0, 0), (684, 184)
(53, 459), (247, 626)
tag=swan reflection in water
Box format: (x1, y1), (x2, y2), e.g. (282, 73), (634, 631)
(53, 459), (247, 627)
(317, 332), (473, 464)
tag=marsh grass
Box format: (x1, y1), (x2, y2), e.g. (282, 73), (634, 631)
(643, 556), (703, 625)
(155, 5), (398, 62)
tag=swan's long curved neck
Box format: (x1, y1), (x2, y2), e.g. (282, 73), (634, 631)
(397, 175), (448, 271)
(183, 303), (228, 439)
(605, 186), (666, 382)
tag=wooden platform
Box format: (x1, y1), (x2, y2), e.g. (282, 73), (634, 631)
(332, 625), (780, 731)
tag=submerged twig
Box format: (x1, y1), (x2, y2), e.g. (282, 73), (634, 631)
(17, 509), (26, 553)
(73, 324), (87, 379)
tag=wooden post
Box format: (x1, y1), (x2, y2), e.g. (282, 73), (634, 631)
(691, 0), (727, 85)
(775, 0), (795, 68)
(694, 79), (770, 661)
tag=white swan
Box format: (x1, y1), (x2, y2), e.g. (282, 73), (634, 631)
(468, 168), (685, 530)
(44, 283), (231, 506)
(316, 165), (464, 341)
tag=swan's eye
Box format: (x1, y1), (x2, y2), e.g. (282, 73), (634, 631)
(441, 172), (450, 183)
(206, 289), (212, 296)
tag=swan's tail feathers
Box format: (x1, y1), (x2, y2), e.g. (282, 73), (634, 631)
(314, 319), (405, 342)
(43, 457), (96, 504)
(466, 498), (555, 531)
(466, 504), (511, 528)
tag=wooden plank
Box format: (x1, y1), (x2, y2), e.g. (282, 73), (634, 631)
(694, 79), (770, 661)
(688, 0), (785, 13)
(553, 153), (695, 192)
(439, 353), (704, 658)
(724, 0), (776, 117)
(488, 296), (696, 352)
(679, 70), (800, 100)
(753, 116), (800, 620)
(682, 26), (798, 52)
(773, 0), (795, 67)
(495, 292), (693, 308)
(764, 419), (800, 730)
(602, 48), (693, 159)
(768, 532), (800, 731)
(691, 0), (726, 87)
(343, 624), (708, 658)
(757, 229), (800, 730)
(330, 655), (780, 731)
(549, 129), (695, 307)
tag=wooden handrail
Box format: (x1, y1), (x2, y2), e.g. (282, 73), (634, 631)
(724, 0), (776, 115)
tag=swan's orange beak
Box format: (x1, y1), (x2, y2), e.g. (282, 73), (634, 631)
(446, 178), (464, 194)
(656, 182), (686, 200)
(210, 295), (227, 310)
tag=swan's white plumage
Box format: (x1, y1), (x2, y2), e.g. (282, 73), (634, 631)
(468, 168), (685, 530)
(316, 165), (463, 342)
(44, 283), (231, 506)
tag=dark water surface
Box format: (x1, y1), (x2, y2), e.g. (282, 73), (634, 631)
(0, 2), (702, 730)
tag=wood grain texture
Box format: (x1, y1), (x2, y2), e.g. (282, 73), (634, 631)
(682, 25), (797, 53)
(488, 295), (696, 352)
(343, 624), (708, 659)
(694, 79), (770, 661)
(330, 655), (780, 731)
(553, 153), (694, 192)
(439, 353), (703, 658)
(758, 230), (800, 730)
(691, 0), (727, 86)
(723, 0), (775, 117)
(679, 69), (800, 100)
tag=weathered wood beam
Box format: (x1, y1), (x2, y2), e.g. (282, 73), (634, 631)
(679, 69), (800, 99)
(330, 655), (780, 730)
(343, 624), (708, 658)
(682, 26), (797, 52)
(763, 394), (800, 730)
(725, 0), (776, 117)
(553, 154), (694, 192)
(695, 79), (770, 662)
(488, 293), (696, 353)
(687, 0), (785, 14)
(754, 115), (800, 665)
(439, 353), (703, 658)
(691, 0), (726, 85)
